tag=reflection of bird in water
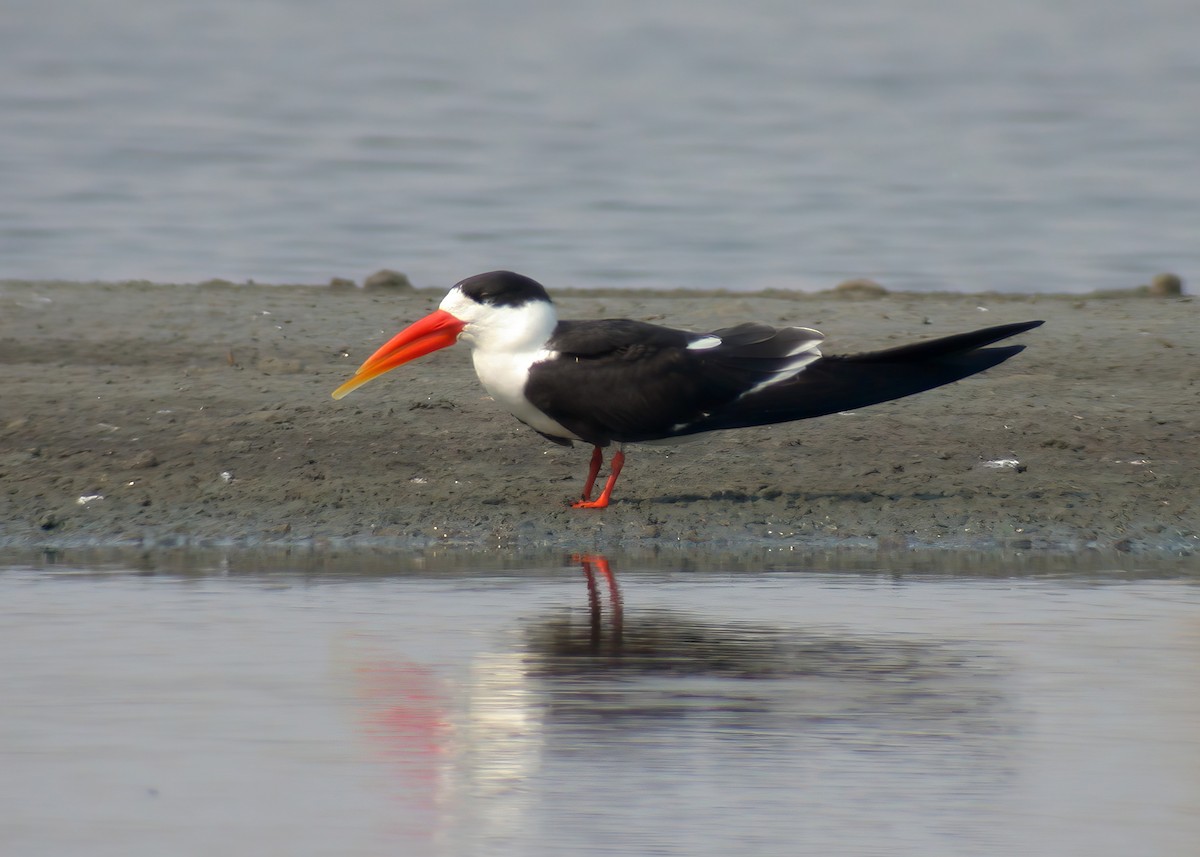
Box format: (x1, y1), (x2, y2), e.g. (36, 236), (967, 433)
(577, 553), (622, 649)
(520, 555), (1010, 736)
(346, 555), (1015, 851)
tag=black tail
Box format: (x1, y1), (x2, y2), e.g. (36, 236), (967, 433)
(684, 320), (1043, 434)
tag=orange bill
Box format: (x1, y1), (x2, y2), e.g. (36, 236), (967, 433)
(332, 309), (465, 400)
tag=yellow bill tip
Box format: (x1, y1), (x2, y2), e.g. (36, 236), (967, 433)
(331, 372), (372, 400)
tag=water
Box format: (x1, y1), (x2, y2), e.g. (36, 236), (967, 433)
(2, 0), (1198, 291)
(3, 552), (1198, 856)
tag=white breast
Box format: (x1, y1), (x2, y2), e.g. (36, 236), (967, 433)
(472, 351), (580, 441)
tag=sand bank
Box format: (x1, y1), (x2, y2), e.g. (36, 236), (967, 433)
(1, 279), (1195, 555)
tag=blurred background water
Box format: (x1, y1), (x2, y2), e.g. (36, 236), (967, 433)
(3, 551), (1199, 856)
(2, 0), (1198, 292)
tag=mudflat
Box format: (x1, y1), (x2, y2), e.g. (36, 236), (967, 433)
(1, 279), (1195, 554)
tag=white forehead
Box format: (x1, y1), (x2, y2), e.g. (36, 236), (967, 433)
(439, 285), (477, 319)
(437, 284), (556, 350)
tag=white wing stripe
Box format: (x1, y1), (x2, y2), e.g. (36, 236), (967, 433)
(687, 335), (722, 350)
(736, 346), (823, 399)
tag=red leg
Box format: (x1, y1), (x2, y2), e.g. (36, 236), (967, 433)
(579, 445), (604, 501)
(572, 449), (625, 509)
(591, 555), (623, 632)
(572, 554), (623, 645)
(579, 556), (601, 635)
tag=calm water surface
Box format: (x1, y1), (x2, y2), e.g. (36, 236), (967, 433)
(2, 552), (1198, 856)
(2, 0), (1198, 291)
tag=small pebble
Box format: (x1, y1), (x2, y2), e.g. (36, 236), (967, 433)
(1147, 272), (1184, 297)
(832, 278), (888, 298)
(364, 269), (415, 291)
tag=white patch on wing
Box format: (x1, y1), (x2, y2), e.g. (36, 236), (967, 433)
(669, 411), (710, 433)
(784, 330), (823, 355)
(736, 344), (823, 399)
(687, 335), (721, 350)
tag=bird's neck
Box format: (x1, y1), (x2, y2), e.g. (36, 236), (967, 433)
(460, 301), (558, 358)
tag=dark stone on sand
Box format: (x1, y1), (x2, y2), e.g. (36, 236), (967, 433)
(127, 450), (159, 469)
(329, 277), (356, 290)
(364, 269), (415, 291)
(1147, 272), (1184, 297)
(833, 278), (889, 298)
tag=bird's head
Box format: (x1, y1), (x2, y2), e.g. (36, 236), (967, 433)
(332, 271), (556, 400)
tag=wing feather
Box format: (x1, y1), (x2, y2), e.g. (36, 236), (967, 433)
(524, 319), (826, 444)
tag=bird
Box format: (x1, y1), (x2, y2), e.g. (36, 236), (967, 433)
(333, 271), (1042, 509)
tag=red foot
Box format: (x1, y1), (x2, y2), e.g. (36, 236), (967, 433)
(570, 450), (624, 509)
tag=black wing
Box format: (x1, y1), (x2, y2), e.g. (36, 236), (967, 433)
(524, 318), (824, 445)
(680, 320), (1044, 435)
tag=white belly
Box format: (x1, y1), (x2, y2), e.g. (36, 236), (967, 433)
(472, 351), (580, 441)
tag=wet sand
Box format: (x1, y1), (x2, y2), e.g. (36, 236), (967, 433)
(1, 279), (1195, 554)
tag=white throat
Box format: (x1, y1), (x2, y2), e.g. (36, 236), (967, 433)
(439, 287), (578, 440)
